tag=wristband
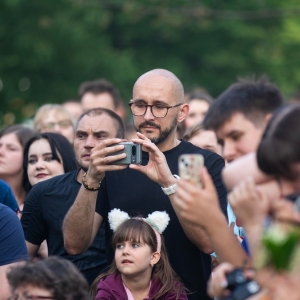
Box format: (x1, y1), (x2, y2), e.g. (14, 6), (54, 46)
(82, 172), (101, 191)
(161, 175), (180, 195)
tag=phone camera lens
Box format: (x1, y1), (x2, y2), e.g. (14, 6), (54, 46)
(132, 146), (136, 155)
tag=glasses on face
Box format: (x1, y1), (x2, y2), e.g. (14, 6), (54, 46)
(42, 120), (72, 130)
(128, 102), (183, 118)
(9, 295), (56, 300)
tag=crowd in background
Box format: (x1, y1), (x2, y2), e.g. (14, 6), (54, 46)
(1, 70), (300, 300)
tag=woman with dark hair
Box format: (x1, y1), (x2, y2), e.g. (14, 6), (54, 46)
(7, 256), (89, 300)
(0, 125), (36, 209)
(22, 132), (78, 258)
(22, 132), (78, 193)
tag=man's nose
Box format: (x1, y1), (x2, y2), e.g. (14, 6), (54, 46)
(143, 106), (155, 120)
(223, 141), (237, 162)
(84, 135), (96, 148)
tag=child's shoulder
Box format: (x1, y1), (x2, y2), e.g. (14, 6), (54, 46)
(98, 273), (122, 286)
(149, 278), (188, 300)
(96, 273), (126, 300)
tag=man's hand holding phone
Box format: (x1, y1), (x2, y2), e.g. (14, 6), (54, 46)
(129, 132), (176, 187)
(85, 138), (128, 185)
(173, 163), (222, 227)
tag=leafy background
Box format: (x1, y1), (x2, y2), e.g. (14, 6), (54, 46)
(1, 0), (300, 126)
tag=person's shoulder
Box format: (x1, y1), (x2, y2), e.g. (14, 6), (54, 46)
(0, 203), (16, 219)
(32, 170), (78, 190)
(96, 274), (124, 299)
(178, 140), (222, 159)
(0, 203), (22, 236)
(0, 180), (13, 199)
(0, 180), (10, 192)
(99, 273), (122, 285)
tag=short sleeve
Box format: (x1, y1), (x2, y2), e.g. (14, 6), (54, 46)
(0, 181), (19, 213)
(0, 204), (28, 265)
(21, 185), (47, 246)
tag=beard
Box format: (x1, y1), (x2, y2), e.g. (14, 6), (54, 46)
(134, 116), (178, 145)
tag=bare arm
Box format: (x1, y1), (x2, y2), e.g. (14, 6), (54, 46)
(26, 241), (40, 257)
(63, 138), (128, 255)
(222, 152), (273, 191)
(173, 169), (250, 266)
(63, 185), (103, 254)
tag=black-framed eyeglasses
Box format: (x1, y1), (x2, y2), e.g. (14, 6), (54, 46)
(128, 102), (183, 118)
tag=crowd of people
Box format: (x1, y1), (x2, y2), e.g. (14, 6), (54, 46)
(0, 69), (299, 300)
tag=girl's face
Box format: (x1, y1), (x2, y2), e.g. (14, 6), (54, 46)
(27, 139), (64, 186)
(0, 133), (23, 177)
(40, 110), (74, 144)
(115, 239), (159, 278)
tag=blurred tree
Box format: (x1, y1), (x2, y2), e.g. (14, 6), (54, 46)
(1, 0), (300, 126)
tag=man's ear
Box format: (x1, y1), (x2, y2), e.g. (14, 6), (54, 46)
(150, 252), (161, 266)
(263, 113), (272, 126)
(177, 104), (189, 123)
(116, 103), (126, 120)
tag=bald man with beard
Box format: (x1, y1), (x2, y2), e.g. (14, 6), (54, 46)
(63, 69), (227, 300)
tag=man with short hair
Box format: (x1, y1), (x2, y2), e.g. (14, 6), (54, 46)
(21, 108), (125, 285)
(172, 77), (285, 271)
(63, 69), (227, 300)
(79, 78), (125, 119)
(203, 76), (284, 162)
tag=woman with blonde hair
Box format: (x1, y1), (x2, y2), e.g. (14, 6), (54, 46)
(34, 104), (75, 143)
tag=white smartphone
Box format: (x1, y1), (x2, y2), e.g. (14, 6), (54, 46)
(178, 154), (204, 187)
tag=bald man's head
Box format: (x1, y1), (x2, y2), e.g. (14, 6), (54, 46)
(133, 69), (184, 104)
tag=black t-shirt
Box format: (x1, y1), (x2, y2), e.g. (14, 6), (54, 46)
(21, 170), (107, 284)
(96, 140), (227, 300)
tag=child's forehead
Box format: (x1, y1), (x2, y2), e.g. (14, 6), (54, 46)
(121, 237), (145, 243)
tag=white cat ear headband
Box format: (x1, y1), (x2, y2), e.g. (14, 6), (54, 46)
(108, 208), (170, 253)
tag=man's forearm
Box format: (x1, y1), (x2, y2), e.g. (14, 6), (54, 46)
(205, 213), (250, 267)
(63, 186), (98, 254)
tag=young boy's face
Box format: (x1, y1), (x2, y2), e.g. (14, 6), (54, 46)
(11, 285), (54, 299)
(215, 112), (265, 163)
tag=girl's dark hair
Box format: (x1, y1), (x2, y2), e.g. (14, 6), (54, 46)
(257, 104), (300, 180)
(22, 132), (78, 193)
(90, 218), (185, 300)
(0, 124), (36, 149)
(7, 256), (89, 300)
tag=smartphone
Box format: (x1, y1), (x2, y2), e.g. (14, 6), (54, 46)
(178, 154), (204, 187)
(107, 142), (142, 165)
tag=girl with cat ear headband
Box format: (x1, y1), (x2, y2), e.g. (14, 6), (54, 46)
(91, 209), (188, 300)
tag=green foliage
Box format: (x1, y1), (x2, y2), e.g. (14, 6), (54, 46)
(1, 0), (300, 125)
